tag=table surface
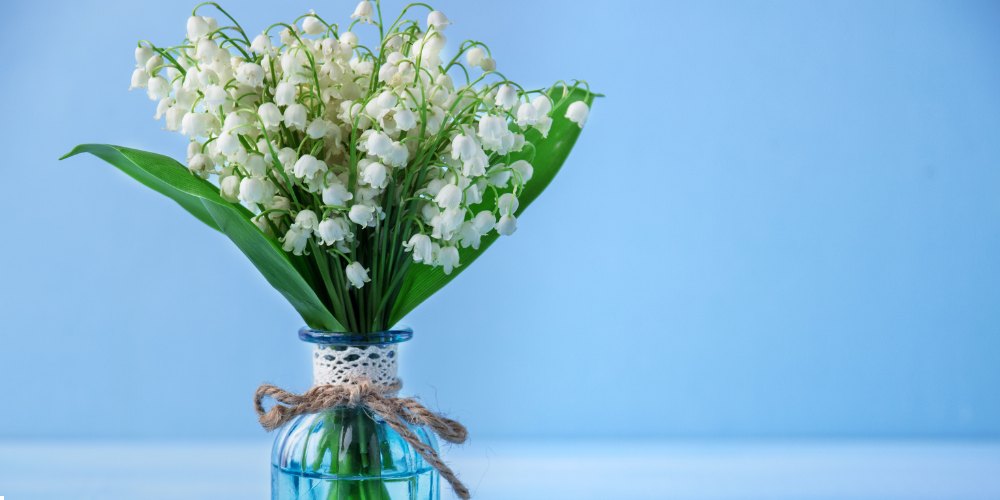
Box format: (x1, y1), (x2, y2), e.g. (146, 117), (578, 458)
(1, 439), (999, 499)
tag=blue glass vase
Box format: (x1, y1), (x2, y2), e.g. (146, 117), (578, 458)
(271, 328), (440, 500)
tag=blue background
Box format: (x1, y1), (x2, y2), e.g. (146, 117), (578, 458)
(1, 0), (998, 440)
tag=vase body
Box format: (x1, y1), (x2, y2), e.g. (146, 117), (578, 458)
(271, 328), (440, 500)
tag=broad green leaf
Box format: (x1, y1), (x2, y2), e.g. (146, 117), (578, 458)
(388, 86), (597, 325)
(60, 144), (343, 331)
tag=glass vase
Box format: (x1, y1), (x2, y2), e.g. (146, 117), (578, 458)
(271, 328), (440, 500)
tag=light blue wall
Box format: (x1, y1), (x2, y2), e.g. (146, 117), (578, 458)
(1, 0), (998, 439)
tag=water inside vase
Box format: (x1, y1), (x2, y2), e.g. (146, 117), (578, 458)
(272, 465), (437, 499)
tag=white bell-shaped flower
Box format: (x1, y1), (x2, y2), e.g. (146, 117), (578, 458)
(340, 31), (358, 47)
(277, 148), (299, 174)
(181, 112), (215, 138)
(216, 133), (242, 157)
(350, 1), (374, 23)
(239, 177), (270, 204)
(348, 203), (376, 227)
(434, 184), (462, 209)
(235, 62), (265, 88)
(188, 153), (212, 173)
(478, 115), (514, 153)
(306, 118), (331, 139)
(509, 160), (534, 184)
(186, 16), (211, 42)
(495, 84), (518, 110)
(245, 155), (267, 176)
(436, 246), (460, 274)
(322, 183), (354, 207)
(203, 84), (228, 108)
(274, 82), (297, 107)
(250, 33), (272, 54)
(361, 160), (389, 189)
(283, 103), (308, 130)
(496, 214), (517, 235)
(258, 102), (282, 130)
(403, 233), (434, 263)
(346, 261), (371, 288)
(295, 209), (319, 230)
(457, 222), (482, 249)
(281, 224), (311, 255)
(427, 11), (450, 30)
(317, 217), (351, 245)
(129, 68), (149, 90)
(465, 47), (486, 68)
(135, 46), (155, 66)
(146, 76), (170, 101)
(498, 193), (519, 215)
(472, 211), (496, 235)
(220, 175), (240, 202)
(292, 155), (326, 180)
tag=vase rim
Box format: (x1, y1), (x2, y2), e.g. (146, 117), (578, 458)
(298, 326), (413, 346)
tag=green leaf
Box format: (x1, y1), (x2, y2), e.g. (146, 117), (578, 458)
(388, 85), (597, 325)
(61, 144), (343, 331)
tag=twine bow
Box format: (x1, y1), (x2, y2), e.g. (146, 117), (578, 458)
(255, 379), (470, 499)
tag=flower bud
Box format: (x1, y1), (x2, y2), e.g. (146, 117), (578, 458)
(427, 11), (451, 30)
(565, 101), (589, 127)
(465, 47), (486, 68)
(302, 14), (325, 35)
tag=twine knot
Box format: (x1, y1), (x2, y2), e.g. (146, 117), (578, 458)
(254, 379), (470, 499)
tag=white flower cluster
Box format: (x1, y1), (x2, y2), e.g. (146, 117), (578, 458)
(129, 1), (587, 289)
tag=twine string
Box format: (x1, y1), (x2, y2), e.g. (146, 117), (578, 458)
(254, 379), (470, 499)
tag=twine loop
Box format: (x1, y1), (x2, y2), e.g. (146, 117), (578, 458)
(255, 379), (470, 499)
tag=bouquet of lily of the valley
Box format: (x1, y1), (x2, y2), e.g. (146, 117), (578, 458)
(64, 1), (593, 498)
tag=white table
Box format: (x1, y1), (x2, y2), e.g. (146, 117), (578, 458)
(1, 440), (998, 499)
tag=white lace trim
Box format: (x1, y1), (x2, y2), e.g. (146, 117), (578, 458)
(312, 344), (399, 387)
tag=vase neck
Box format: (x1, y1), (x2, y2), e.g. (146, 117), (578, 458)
(311, 343), (400, 387)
